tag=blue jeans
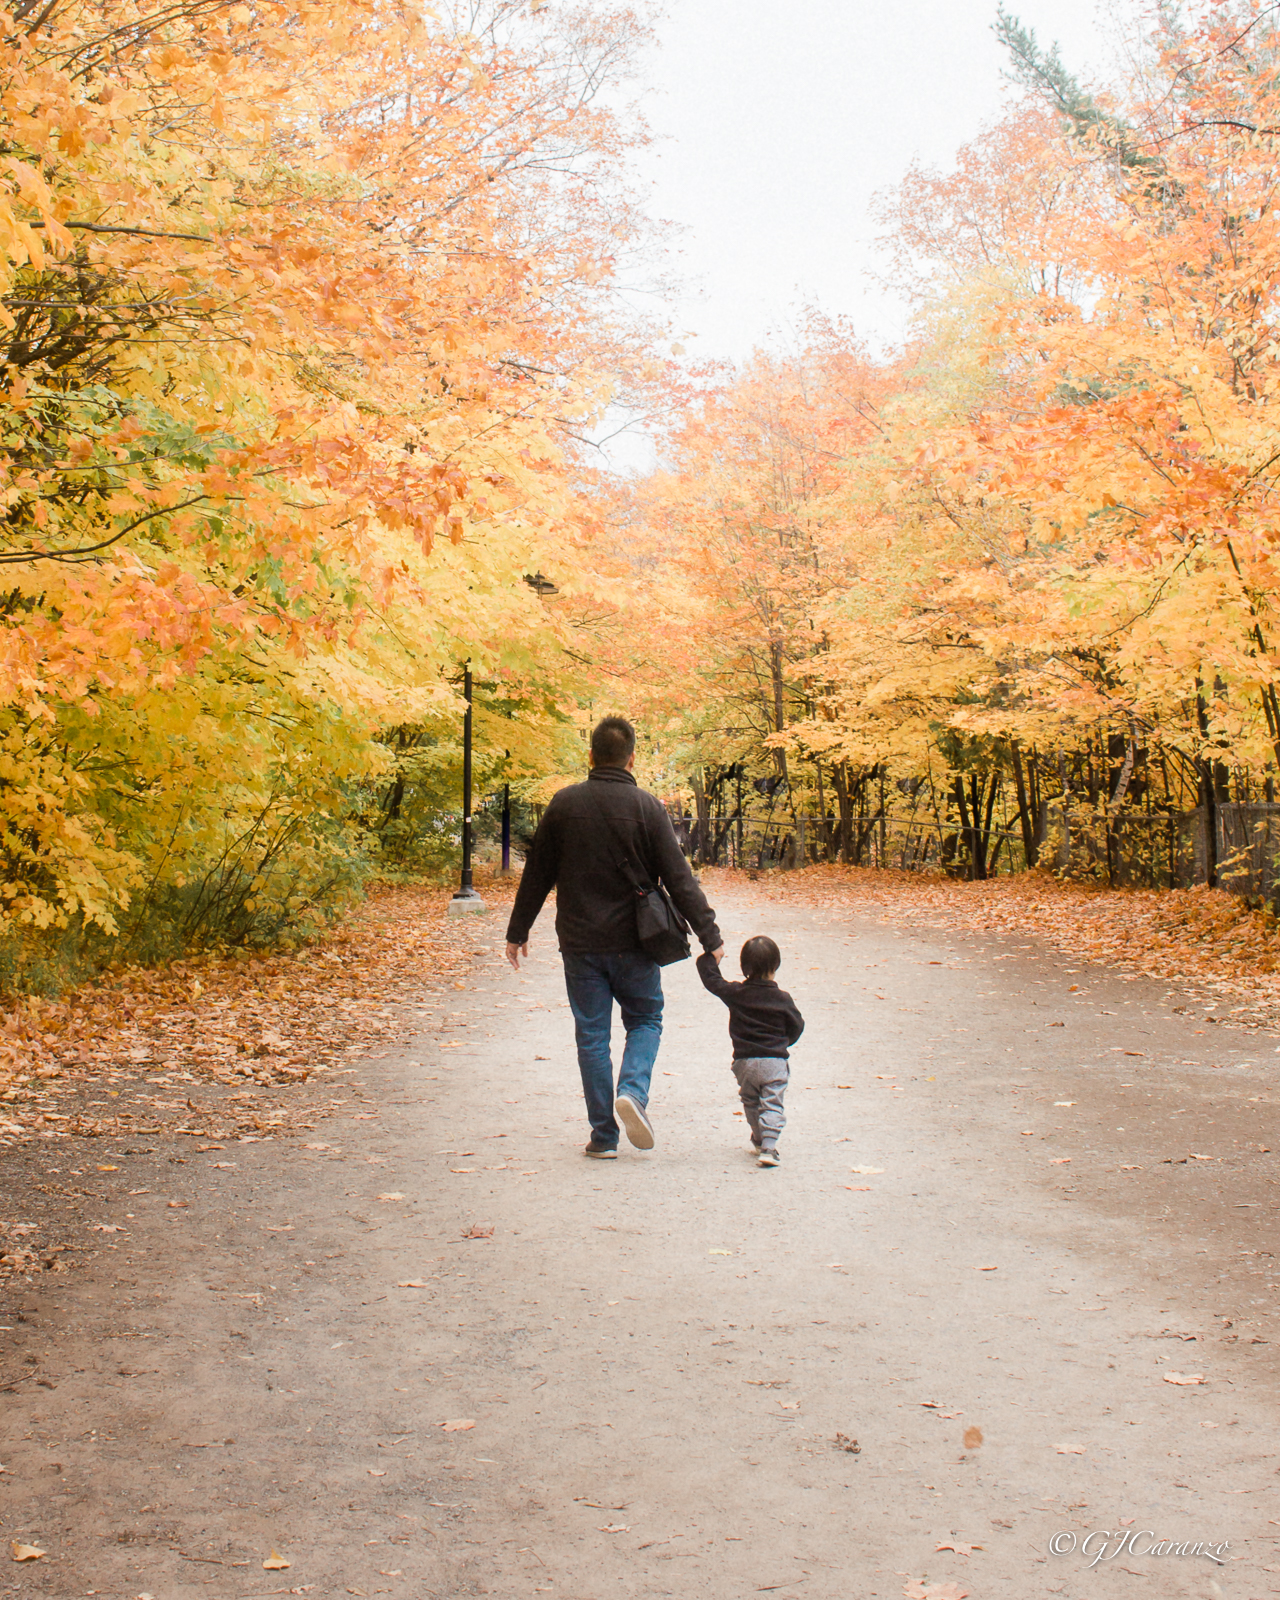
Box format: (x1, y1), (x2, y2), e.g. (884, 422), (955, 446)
(561, 951), (664, 1146)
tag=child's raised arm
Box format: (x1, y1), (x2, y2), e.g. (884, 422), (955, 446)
(696, 948), (733, 999)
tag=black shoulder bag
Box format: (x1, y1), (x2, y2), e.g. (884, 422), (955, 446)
(587, 789), (692, 966)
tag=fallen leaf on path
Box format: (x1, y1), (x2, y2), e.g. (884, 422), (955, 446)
(397, 1280), (427, 1288)
(1050, 1158), (1072, 1165)
(440, 1419), (475, 1431)
(599, 1524), (630, 1534)
(1054, 1442), (1086, 1453)
(777, 1401), (800, 1410)
(849, 1166), (884, 1174)
(96, 1164), (118, 1171)
(920, 1401), (940, 1408)
(91, 1223), (122, 1232)
(962, 1426), (983, 1449)
(1053, 1101), (1076, 1107)
(936, 1541), (982, 1555)
(463, 1224), (493, 1239)
(709, 1249), (733, 1255)
(1162, 1372), (1205, 1385)
(976, 1265), (999, 1271)
(10, 1543), (44, 1562)
(368, 1469), (386, 1477)
(449, 1168), (475, 1174)
(1189, 1153), (1216, 1161)
(833, 1432), (860, 1453)
(904, 1584), (969, 1600)
(263, 1552), (291, 1570)
(844, 1185), (871, 1191)
(377, 1192), (405, 1201)
(1120, 1164), (1143, 1170)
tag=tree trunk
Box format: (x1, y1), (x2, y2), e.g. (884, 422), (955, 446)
(690, 770), (711, 866)
(832, 764), (855, 862)
(770, 639), (788, 783)
(1010, 739), (1038, 867)
(953, 776), (975, 879)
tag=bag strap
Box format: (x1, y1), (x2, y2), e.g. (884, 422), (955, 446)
(585, 783), (655, 898)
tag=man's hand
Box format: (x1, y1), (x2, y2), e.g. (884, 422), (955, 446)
(710, 945), (725, 964)
(506, 941), (529, 971)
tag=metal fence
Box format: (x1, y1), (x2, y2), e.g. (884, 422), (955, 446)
(677, 802), (1280, 899)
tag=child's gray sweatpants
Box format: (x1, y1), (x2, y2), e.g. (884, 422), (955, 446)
(732, 1055), (789, 1149)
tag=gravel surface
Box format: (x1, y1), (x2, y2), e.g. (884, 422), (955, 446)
(2, 882), (1279, 1598)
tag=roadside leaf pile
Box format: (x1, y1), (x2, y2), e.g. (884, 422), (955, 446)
(0, 878), (514, 1148)
(725, 866), (1280, 1025)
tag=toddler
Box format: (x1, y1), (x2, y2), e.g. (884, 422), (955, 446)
(697, 935), (805, 1166)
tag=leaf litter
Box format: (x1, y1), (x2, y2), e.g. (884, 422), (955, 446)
(721, 864), (1280, 1025)
(0, 878), (513, 1284)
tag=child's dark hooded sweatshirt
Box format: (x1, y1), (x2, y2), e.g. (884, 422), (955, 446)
(696, 952), (805, 1058)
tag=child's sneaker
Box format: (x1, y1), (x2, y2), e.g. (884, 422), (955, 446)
(757, 1147), (781, 1167)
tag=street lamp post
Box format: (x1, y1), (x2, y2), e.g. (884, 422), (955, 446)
(448, 663), (487, 915)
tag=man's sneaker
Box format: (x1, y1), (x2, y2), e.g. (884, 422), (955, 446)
(757, 1147), (781, 1167)
(584, 1141), (618, 1159)
(614, 1093), (655, 1150)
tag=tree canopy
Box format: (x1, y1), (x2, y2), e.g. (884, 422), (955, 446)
(11, 0), (1280, 986)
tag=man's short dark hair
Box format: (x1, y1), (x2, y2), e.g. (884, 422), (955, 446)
(591, 716), (636, 768)
(740, 935), (781, 980)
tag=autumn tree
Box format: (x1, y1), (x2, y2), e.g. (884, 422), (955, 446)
(0, 0), (657, 971)
(624, 3), (1280, 888)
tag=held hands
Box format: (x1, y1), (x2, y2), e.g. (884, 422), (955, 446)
(710, 945), (725, 964)
(506, 941), (529, 971)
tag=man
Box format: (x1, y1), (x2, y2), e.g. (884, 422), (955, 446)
(505, 717), (724, 1157)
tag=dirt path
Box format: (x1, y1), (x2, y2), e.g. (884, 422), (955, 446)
(3, 882), (1280, 1599)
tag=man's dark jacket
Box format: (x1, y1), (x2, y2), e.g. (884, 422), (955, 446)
(505, 767), (721, 956)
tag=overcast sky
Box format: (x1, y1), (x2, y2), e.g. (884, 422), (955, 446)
(628, 0), (1110, 367)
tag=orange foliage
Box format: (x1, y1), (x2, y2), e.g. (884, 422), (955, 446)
(0, 0), (653, 947)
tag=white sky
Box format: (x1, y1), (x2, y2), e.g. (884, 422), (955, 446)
(627, 0), (1109, 368)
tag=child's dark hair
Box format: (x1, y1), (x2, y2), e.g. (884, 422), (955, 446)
(740, 935), (780, 980)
